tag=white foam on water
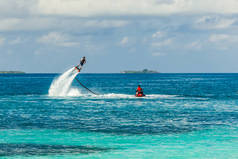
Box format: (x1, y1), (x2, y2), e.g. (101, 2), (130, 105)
(98, 93), (135, 99)
(87, 93), (177, 99)
(146, 94), (177, 99)
(67, 88), (82, 96)
(48, 67), (81, 97)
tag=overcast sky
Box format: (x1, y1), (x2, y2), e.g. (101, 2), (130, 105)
(0, 0), (238, 73)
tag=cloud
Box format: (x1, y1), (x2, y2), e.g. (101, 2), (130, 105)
(195, 16), (236, 29)
(34, 0), (179, 16)
(34, 0), (238, 16)
(0, 18), (59, 31)
(152, 52), (166, 56)
(152, 38), (173, 47)
(0, 0), (238, 19)
(0, 18), (21, 31)
(9, 37), (24, 45)
(0, 36), (5, 45)
(37, 32), (80, 47)
(208, 34), (238, 49)
(209, 34), (231, 42)
(0, 0), (35, 17)
(152, 31), (166, 38)
(208, 34), (238, 50)
(0, 17), (128, 32)
(186, 41), (202, 49)
(0, 1), (237, 33)
(120, 37), (129, 45)
(83, 20), (128, 28)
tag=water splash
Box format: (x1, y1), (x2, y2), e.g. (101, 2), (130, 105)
(48, 67), (81, 96)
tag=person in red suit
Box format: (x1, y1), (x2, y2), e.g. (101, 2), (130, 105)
(136, 85), (145, 97)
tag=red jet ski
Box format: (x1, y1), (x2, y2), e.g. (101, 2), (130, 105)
(135, 92), (146, 97)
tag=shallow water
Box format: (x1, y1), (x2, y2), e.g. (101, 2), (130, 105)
(0, 73), (238, 158)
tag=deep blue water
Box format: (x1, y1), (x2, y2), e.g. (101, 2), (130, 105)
(0, 73), (238, 158)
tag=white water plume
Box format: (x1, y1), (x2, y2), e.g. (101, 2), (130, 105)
(48, 67), (81, 96)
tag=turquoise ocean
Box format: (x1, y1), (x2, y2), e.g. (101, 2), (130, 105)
(0, 70), (238, 158)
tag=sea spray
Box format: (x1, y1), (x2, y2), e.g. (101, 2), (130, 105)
(48, 67), (81, 96)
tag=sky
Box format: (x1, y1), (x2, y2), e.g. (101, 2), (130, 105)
(0, 0), (238, 73)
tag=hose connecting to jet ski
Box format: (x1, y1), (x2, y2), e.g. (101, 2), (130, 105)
(75, 77), (99, 95)
(74, 56), (98, 95)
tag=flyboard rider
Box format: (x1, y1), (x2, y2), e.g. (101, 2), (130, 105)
(75, 56), (86, 72)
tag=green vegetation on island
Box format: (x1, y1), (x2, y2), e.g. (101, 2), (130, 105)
(121, 69), (159, 74)
(0, 71), (25, 74)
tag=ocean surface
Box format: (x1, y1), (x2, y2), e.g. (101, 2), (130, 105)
(0, 72), (238, 158)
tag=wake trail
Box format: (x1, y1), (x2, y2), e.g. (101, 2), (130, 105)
(81, 93), (178, 99)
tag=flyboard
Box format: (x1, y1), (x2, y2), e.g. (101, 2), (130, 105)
(74, 65), (98, 95)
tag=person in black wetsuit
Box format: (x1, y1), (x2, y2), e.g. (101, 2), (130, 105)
(75, 56), (86, 72)
(80, 56), (86, 67)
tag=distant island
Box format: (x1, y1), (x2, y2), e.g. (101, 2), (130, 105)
(0, 71), (25, 74)
(121, 69), (159, 74)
